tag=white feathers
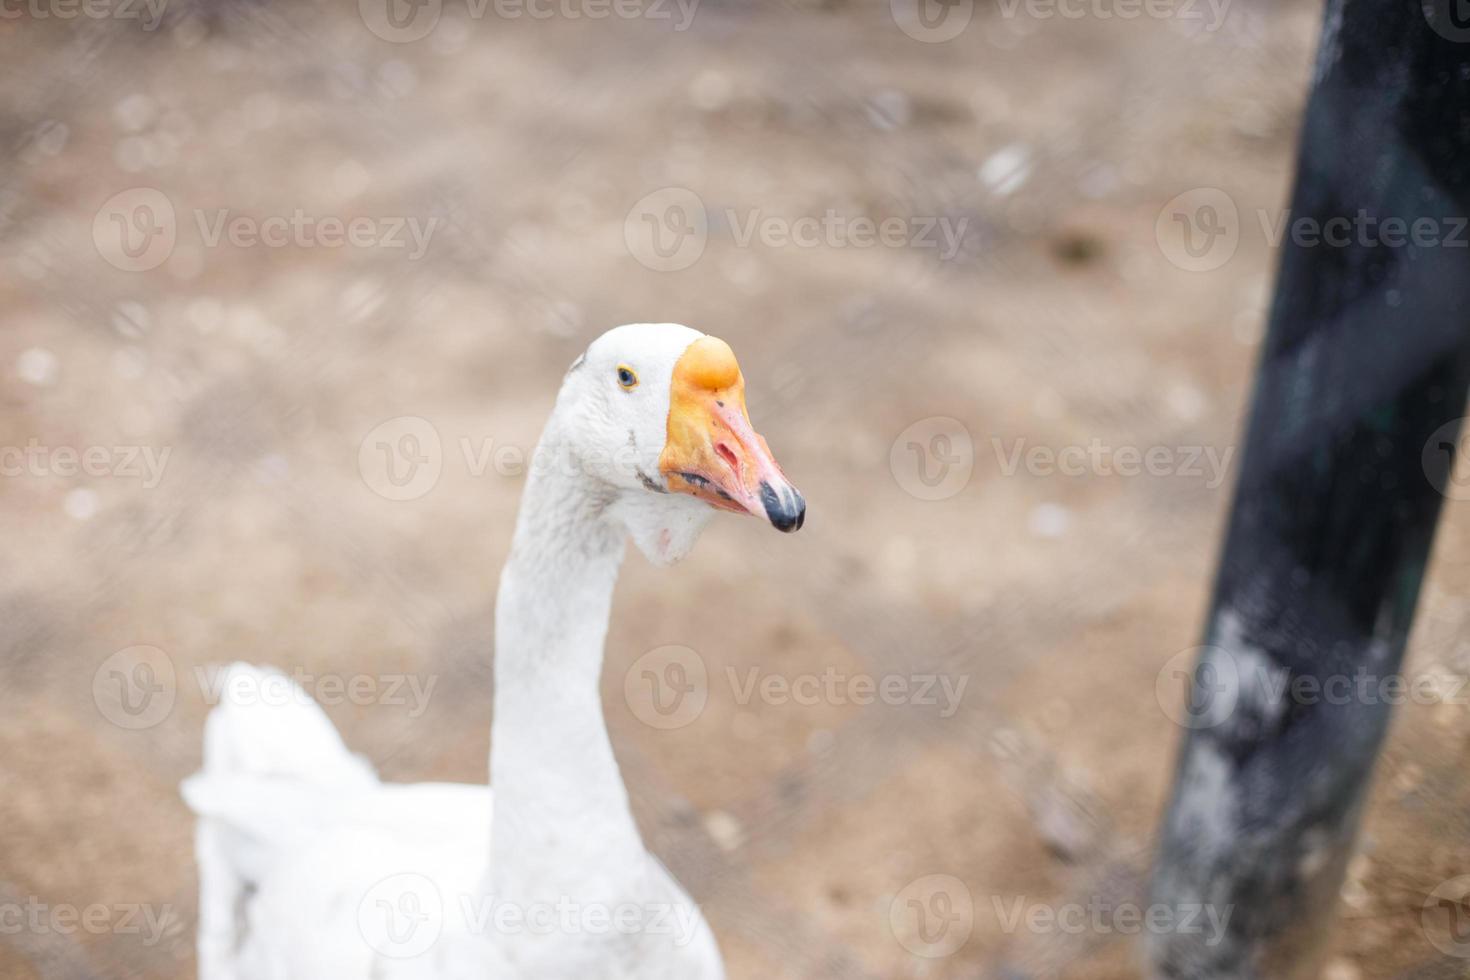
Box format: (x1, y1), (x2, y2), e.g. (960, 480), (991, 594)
(186, 662), (375, 792)
(183, 326), (729, 980)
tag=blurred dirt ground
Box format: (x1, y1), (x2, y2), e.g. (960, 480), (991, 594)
(4, 0), (1470, 977)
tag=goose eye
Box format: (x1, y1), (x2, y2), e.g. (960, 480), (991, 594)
(616, 365), (639, 390)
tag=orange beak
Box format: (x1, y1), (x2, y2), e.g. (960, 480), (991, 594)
(658, 336), (806, 532)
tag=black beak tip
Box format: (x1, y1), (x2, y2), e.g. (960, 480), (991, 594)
(759, 481), (806, 533)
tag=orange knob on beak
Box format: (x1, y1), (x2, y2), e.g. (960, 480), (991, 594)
(658, 336), (806, 532)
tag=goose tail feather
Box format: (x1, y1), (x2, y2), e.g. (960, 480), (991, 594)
(181, 662), (377, 980)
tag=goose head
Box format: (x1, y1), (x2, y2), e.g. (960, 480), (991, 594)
(553, 322), (805, 564)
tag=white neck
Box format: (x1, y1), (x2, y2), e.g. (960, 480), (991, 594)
(487, 423), (647, 904)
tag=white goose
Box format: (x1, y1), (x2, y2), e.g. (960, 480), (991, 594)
(182, 323), (805, 980)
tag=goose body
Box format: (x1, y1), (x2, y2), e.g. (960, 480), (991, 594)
(182, 324), (804, 980)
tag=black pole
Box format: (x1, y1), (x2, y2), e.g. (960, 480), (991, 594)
(1148, 1), (1470, 977)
